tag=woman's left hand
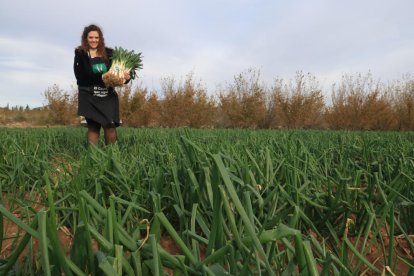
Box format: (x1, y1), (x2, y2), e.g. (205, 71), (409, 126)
(124, 72), (131, 81)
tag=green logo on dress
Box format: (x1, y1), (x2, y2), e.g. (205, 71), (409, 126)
(92, 63), (108, 74)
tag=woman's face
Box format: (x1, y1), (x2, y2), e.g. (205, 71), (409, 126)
(87, 31), (100, 49)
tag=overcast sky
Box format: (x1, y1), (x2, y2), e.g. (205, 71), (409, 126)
(1, 0), (413, 107)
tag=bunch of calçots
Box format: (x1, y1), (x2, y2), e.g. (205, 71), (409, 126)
(102, 46), (143, 87)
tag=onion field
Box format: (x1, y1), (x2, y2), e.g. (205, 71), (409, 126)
(0, 128), (413, 275)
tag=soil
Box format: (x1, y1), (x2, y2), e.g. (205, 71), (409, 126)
(0, 122), (69, 128)
(0, 122), (45, 128)
(308, 228), (413, 275)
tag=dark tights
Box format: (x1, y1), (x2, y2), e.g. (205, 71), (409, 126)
(87, 125), (117, 145)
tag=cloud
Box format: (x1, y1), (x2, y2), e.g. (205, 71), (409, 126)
(1, 0), (413, 107)
(0, 59), (49, 71)
(1, 70), (74, 108)
(0, 37), (75, 107)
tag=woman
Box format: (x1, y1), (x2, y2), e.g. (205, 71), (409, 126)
(74, 24), (130, 145)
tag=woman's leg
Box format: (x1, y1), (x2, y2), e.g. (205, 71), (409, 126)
(103, 127), (117, 145)
(87, 125), (101, 145)
(86, 118), (101, 145)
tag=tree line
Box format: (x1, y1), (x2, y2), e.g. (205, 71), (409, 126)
(1, 70), (413, 130)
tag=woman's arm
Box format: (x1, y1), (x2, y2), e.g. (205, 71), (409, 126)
(73, 49), (82, 82)
(124, 72), (131, 84)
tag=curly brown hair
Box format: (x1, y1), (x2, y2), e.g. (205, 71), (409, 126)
(79, 24), (108, 60)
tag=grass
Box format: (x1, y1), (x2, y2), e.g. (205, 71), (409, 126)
(0, 127), (413, 275)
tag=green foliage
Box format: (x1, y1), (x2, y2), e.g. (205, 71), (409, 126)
(111, 46), (143, 80)
(0, 128), (413, 274)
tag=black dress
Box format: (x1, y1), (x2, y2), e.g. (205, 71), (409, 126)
(74, 47), (120, 128)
